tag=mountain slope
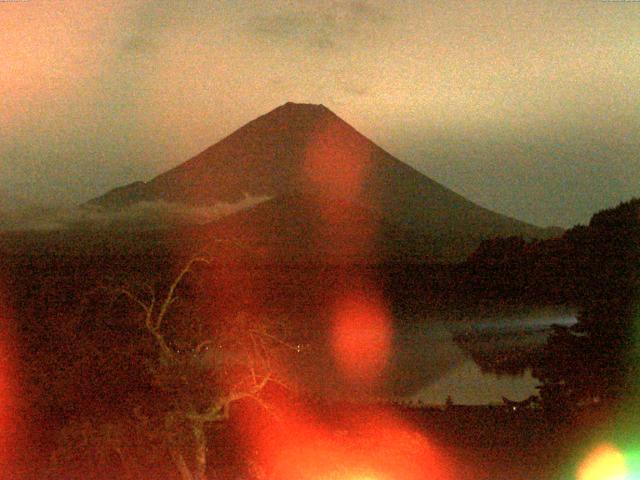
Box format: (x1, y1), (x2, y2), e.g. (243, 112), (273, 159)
(89, 102), (559, 261)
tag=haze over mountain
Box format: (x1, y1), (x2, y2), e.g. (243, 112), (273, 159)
(89, 102), (559, 262)
(0, 189), (55, 230)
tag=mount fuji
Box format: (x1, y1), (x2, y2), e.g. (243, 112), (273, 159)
(88, 102), (559, 262)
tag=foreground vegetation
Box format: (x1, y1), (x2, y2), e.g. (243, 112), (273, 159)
(1, 199), (638, 479)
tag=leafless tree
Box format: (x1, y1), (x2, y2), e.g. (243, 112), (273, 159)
(49, 255), (295, 480)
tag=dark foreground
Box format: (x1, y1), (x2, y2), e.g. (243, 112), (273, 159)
(5, 396), (623, 480)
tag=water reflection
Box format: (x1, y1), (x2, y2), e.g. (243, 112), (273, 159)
(289, 308), (577, 405)
(408, 359), (540, 405)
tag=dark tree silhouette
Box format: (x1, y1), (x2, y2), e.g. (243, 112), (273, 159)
(46, 256), (295, 480)
(533, 199), (640, 409)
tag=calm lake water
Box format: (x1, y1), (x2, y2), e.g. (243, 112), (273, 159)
(402, 309), (577, 405)
(290, 308), (577, 405)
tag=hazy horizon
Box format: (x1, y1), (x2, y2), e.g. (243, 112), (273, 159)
(2, 1), (639, 228)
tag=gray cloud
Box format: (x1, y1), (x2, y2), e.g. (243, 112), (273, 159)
(0, 195), (271, 232)
(337, 78), (370, 97)
(249, 0), (390, 50)
(121, 33), (157, 54)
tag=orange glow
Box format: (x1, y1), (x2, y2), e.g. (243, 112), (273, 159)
(0, 290), (19, 471)
(303, 117), (372, 202)
(245, 402), (455, 480)
(578, 444), (628, 480)
(331, 288), (391, 385)
(347, 475), (385, 480)
(0, 1), (125, 127)
(302, 116), (379, 262)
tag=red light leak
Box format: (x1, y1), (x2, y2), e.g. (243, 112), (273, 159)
(331, 288), (391, 386)
(0, 290), (20, 472)
(194, 112), (454, 479)
(302, 116), (392, 386)
(303, 117), (372, 202)
(247, 402), (456, 480)
(303, 117), (378, 263)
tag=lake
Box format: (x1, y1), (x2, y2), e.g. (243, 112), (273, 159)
(288, 308), (577, 405)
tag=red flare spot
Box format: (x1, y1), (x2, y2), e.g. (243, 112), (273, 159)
(0, 291), (20, 471)
(303, 118), (372, 201)
(331, 288), (391, 385)
(244, 402), (455, 480)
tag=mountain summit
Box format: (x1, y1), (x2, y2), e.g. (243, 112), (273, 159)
(89, 102), (557, 261)
(90, 102), (337, 208)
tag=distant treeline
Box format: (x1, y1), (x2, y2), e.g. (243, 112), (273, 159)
(458, 198), (639, 307)
(460, 198), (640, 407)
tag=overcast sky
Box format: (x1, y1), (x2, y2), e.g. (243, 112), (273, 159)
(1, 0), (638, 227)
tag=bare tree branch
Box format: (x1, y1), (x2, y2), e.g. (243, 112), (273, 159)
(155, 255), (210, 332)
(114, 287), (151, 316)
(101, 252), (293, 480)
